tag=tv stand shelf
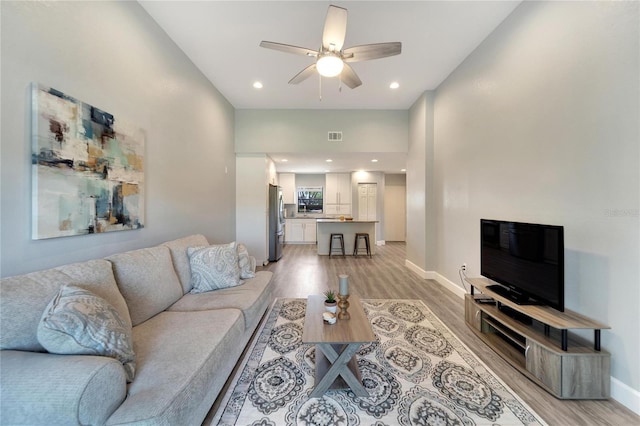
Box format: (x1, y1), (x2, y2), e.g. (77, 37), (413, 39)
(464, 277), (610, 399)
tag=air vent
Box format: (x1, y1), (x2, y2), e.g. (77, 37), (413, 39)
(328, 131), (343, 142)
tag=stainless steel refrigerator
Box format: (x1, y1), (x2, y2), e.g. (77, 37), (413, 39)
(268, 184), (285, 261)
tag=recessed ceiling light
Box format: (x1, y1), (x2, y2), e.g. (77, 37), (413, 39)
(253, 81), (263, 89)
(326, 159), (333, 163)
(389, 82), (399, 89)
(281, 159), (288, 162)
(401, 168), (406, 172)
(371, 159), (378, 163)
(324, 169), (330, 172)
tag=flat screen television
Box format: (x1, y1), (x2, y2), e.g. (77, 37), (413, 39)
(480, 219), (565, 312)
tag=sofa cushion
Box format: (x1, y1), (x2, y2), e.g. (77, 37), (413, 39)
(107, 245), (183, 326)
(168, 271), (274, 331)
(0, 350), (126, 426)
(187, 242), (241, 293)
(106, 309), (245, 425)
(237, 243), (256, 279)
(0, 259), (130, 352)
(162, 234), (209, 294)
(37, 285), (136, 382)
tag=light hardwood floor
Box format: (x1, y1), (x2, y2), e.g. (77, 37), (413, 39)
(261, 242), (639, 426)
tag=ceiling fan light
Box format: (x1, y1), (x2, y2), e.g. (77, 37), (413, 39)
(316, 54), (344, 77)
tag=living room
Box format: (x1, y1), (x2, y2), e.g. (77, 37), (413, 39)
(1, 1), (638, 424)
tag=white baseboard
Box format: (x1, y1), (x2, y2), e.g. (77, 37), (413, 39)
(611, 376), (640, 416)
(433, 272), (466, 299)
(404, 262), (640, 415)
(404, 261), (466, 299)
(404, 259), (435, 279)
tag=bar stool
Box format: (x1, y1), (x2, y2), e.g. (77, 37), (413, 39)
(329, 233), (345, 257)
(353, 233), (372, 258)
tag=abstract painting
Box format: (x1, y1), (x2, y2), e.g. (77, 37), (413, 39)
(32, 83), (144, 239)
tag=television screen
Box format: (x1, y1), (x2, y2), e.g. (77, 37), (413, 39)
(480, 219), (564, 311)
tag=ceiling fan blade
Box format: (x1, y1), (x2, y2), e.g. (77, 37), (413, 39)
(340, 63), (362, 89)
(322, 5), (348, 52)
(343, 42), (402, 62)
(260, 41), (318, 57)
(289, 63), (317, 85)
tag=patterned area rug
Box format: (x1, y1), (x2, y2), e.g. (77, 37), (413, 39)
(213, 299), (547, 426)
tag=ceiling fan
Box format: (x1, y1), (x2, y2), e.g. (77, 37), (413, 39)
(260, 4), (402, 89)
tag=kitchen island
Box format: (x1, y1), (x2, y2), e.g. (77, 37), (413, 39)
(316, 219), (378, 256)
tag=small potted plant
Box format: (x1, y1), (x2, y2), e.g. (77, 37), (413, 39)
(324, 290), (338, 313)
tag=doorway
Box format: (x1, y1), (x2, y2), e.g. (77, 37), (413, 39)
(383, 176), (406, 241)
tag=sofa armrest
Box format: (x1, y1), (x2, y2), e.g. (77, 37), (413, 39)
(1, 350), (126, 426)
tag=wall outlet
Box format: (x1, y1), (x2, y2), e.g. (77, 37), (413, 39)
(461, 263), (467, 272)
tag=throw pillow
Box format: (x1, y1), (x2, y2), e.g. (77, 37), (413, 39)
(237, 243), (256, 279)
(37, 285), (136, 382)
(188, 242), (241, 293)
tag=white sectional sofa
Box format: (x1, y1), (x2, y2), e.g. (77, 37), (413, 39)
(0, 234), (274, 425)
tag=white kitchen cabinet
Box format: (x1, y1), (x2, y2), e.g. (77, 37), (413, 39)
(325, 174), (338, 204)
(284, 219), (316, 243)
(325, 173), (352, 205)
(325, 173), (352, 214)
(279, 173), (296, 204)
(286, 220), (303, 242)
(325, 204), (352, 216)
(305, 221), (317, 242)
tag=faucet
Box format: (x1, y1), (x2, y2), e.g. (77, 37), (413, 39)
(303, 205), (307, 216)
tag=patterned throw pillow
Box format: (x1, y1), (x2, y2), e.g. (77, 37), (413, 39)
(188, 242), (241, 293)
(237, 243), (256, 280)
(37, 285), (136, 382)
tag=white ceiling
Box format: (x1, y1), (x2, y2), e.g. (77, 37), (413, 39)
(140, 1), (521, 173)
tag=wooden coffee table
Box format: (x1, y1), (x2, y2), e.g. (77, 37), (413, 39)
(302, 294), (376, 398)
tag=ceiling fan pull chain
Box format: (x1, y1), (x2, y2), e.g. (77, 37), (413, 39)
(319, 76), (322, 101)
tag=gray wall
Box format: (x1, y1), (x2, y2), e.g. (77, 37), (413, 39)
(384, 174), (406, 186)
(236, 155), (269, 264)
(407, 92), (436, 272)
(1, 1), (236, 277)
(236, 109), (408, 154)
(433, 1), (639, 396)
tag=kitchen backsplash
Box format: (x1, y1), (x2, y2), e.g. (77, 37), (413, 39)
(283, 204), (296, 218)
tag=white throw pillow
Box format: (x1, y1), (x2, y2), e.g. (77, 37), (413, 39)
(188, 242), (241, 293)
(237, 243), (256, 279)
(37, 285), (136, 382)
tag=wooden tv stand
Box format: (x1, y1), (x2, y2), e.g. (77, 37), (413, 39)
(464, 277), (610, 399)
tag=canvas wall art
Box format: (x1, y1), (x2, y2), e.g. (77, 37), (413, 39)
(32, 83), (145, 239)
